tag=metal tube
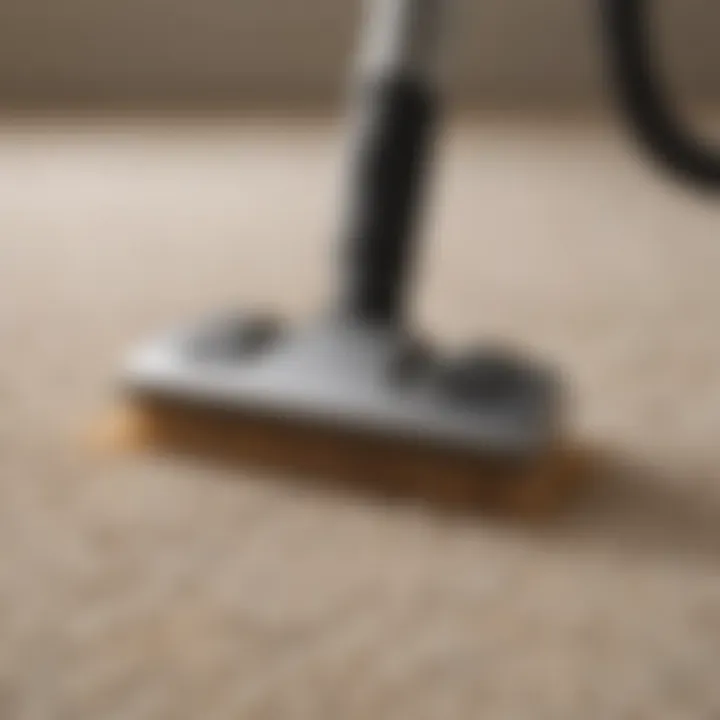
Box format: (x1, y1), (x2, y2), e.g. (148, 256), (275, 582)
(357, 0), (446, 85)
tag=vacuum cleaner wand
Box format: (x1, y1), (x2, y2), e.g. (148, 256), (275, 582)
(340, 0), (443, 324)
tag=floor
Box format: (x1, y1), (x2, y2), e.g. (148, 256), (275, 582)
(2, 113), (720, 719)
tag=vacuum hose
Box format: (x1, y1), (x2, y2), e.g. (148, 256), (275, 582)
(602, 0), (720, 188)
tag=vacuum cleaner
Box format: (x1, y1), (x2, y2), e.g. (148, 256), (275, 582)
(115, 0), (720, 511)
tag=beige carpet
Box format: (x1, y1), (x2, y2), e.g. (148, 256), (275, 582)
(2, 113), (720, 719)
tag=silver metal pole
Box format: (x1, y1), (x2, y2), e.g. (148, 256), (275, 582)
(356, 0), (447, 86)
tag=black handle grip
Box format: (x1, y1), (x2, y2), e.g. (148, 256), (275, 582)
(602, 0), (720, 189)
(341, 78), (437, 324)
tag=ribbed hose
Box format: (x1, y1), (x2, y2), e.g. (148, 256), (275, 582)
(602, 0), (720, 189)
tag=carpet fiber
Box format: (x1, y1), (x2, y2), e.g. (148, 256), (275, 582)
(2, 114), (720, 719)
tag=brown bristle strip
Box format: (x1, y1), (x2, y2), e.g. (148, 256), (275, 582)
(91, 398), (593, 518)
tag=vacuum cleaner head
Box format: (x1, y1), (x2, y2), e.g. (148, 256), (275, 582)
(116, 314), (580, 515)
(126, 314), (560, 459)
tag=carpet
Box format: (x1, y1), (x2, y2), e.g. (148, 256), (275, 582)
(2, 113), (720, 719)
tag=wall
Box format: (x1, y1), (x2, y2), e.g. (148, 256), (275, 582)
(0, 0), (717, 107)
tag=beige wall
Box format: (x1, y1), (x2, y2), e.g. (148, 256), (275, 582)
(0, 0), (717, 107)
